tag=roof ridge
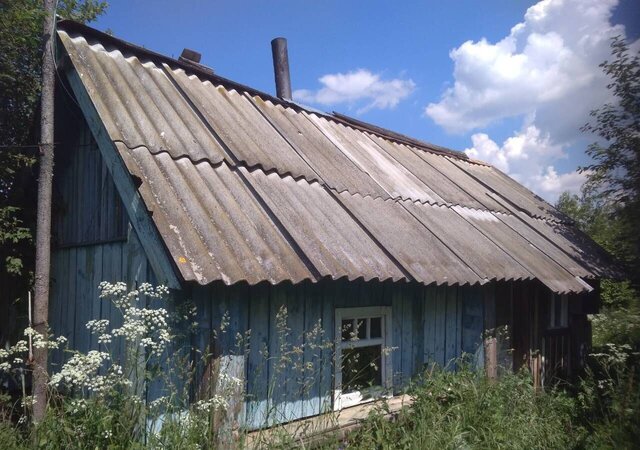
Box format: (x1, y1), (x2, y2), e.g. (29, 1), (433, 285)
(330, 112), (469, 161)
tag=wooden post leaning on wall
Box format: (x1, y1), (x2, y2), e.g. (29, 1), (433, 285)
(483, 283), (498, 381)
(484, 337), (498, 381)
(197, 334), (245, 447)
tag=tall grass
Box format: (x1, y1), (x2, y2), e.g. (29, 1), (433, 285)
(337, 365), (581, 450)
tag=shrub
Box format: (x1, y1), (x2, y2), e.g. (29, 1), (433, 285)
(578, 343), (640, 449)
(0, 282), (222, 449)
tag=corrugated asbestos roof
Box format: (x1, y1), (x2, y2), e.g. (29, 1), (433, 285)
(57, 21), (619, 293)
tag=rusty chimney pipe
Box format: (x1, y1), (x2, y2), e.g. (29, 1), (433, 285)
(271, 37), (292, 100)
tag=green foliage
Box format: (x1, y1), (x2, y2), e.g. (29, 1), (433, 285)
(0, 0), (43, 325)
(581, 36), (640, 204)
(554, 192), (627, 259)
(57, 0), (108, 23)
(579, 35), (640, 285)
(555, 192), (640, 349)
(591, 305), (640, 349)
(555, 40), (640, 444)
(0, 282), (218, 449)
(338, 366), (582, 450)
(0, 0), (108, 347)
(577, 343), (640, 449)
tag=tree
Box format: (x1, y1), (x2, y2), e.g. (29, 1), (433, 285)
(0, 0), (107, 360)
(556, 192), (635, 310)
(580, 35), (640, 285)
(555, 192), (630, 261)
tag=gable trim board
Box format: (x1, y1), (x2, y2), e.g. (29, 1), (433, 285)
(61, 56), (180, 289)
(55, 20), (617, 294)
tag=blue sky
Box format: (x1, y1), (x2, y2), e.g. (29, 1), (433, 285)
(93, 0), (640, 201)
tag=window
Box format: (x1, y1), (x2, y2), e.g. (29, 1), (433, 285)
(334, 307), (392, 410)
(549, 294), (568, 329)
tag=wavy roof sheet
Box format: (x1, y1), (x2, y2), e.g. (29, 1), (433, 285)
(57, 22), (617, 293)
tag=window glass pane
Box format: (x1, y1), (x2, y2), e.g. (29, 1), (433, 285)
(341, 319), (353, 341)
(357, 318), (367, 340)
(370, 317), (382, 338)
(342, 345), (382, 393)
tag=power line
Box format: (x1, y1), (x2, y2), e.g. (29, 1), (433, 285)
(0, 142), (100, 149)
(0, 144), (57, 149)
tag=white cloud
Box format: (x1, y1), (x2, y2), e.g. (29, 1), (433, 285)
(533, 166), (588, 197)
(464, 125), (584, 199)
(294, 69), (415, 113)
(425, 0), (634, 201)
(426, 0), (622, 136)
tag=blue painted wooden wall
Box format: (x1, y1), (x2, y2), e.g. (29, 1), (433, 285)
(50, 117), (154, 372)
(192, 279), (489, 429)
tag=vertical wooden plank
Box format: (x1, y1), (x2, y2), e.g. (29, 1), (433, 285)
(461, 286), (485, 368)
(268, 282), (286, 426)
(392, 283), (404, 389)
(64, 248), (76, 348)
(73, 247), (88, 353)
(284, 282), (304, 422)
(423, 286), (436, 367)
(110, 242), (126, 365)
(99, 243), (112, 343)
(49, 250), (64, 368)
(412, 285), (423, 377)
(484, 282), (496, 332)
(400, 284), (413, 385)
(99, 158), (108, 240)
(81, 141), (92, 242)
(445, 286), (458, 368)
(88, 245), (103, 350)
(319, 280), (335, 415)
(433, 286), (446, 367)
(369, 280), (385, 307)
(225, 283), (249, 427)
(246, 283), (270, 429)
(456, 287), (463, 360)
(192, 286), (212, 402)
(302, 281), (322, 419)
(72, 134), (81, 243)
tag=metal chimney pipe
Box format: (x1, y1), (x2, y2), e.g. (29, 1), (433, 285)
(271, 37), (292, 100)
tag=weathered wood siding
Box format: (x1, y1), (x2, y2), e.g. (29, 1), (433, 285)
(53, 115), (127, 248)
(50, 117), (154, 370)
(193, 280), (489, 429)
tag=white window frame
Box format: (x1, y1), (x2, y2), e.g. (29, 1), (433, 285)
(549, 294), (569, 329)
(334, 306), (393, 410)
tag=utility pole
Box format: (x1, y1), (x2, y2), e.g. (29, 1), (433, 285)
(33, 0), (56, 422)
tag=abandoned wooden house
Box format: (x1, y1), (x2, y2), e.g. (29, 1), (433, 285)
(50, 20), (616, 429)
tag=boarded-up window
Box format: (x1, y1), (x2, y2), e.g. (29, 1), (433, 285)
(53, 125), (128, 247)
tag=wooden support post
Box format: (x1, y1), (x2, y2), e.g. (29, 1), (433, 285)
(531, 352), (542, 392)
(484, 337), (498, 381)
(198, 338), (245, 447)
